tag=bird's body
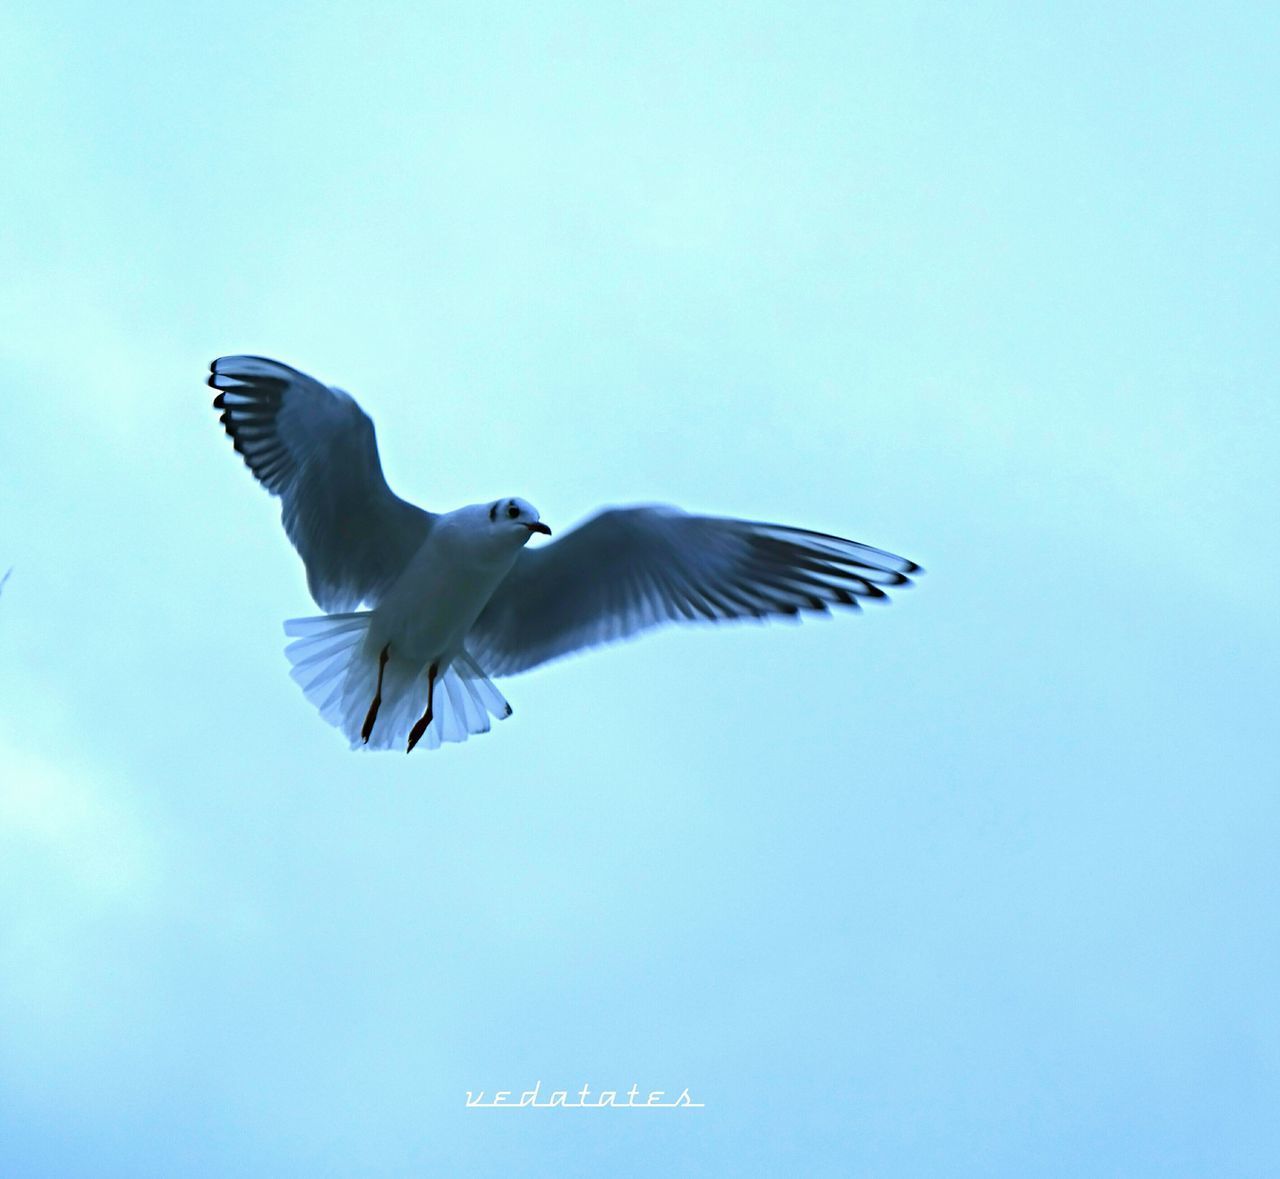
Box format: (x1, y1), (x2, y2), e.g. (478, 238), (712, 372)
(280, 498), (549, 752)
(367, 502), (530, 670)
(210, 354), (921, 753)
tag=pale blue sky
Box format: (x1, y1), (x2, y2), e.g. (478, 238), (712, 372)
(2, 3), (1278, 1176)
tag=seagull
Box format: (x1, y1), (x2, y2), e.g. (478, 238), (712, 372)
(210, 356), (921, 753)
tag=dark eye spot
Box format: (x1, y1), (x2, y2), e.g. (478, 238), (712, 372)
(507, 504), (519, 519)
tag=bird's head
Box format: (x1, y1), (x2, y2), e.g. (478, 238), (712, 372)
(487, 497), (551, 545)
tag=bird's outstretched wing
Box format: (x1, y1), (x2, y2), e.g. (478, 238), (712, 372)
(468, 506), (920, 676)
(210, 355), (433, 611)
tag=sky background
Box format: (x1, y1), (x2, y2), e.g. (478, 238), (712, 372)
(2, 2), (1278, 1175)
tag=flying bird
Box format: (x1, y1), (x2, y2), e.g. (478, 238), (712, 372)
(210, 356), (920, 753)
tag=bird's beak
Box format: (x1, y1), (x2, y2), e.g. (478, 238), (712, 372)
(525, 521), (552, 536)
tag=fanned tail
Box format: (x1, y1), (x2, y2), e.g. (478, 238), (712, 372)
(283, 614), (511, 752)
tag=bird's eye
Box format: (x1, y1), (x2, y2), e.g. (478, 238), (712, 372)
(507, 505), (519, 519)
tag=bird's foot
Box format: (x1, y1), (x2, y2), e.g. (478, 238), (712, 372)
(361, 695), (382, 744)
(362, 643), (393, 744)
(406, 710), (433, 754)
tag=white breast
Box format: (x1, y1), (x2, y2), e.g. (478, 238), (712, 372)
(366, 510), (521, 670)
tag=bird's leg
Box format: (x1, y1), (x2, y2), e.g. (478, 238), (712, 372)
(361, 643), (392, 744)
(406, 662), (439, 754)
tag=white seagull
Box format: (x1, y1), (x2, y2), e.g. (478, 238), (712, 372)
(211, 356), (921, 753)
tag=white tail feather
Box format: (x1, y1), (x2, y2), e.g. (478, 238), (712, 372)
(282, 613), (512, 751)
